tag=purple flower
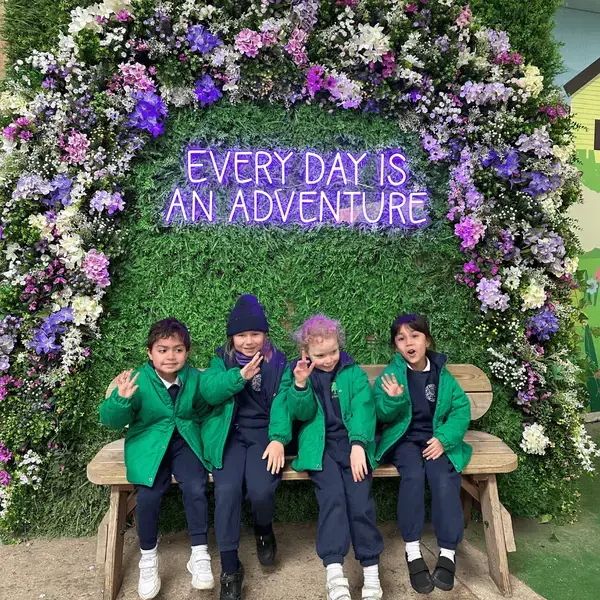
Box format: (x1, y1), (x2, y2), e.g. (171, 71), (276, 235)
(194, 75), (222, 106)
(496, 150), (520, 179)
(0, 442), (11, 463)
(455, 216), (486, 250)
(528, 308), (559, 342)
(63, 129), (90, 164)
(307, 65), (325, 97)
(90, 191), (125, 215)
(29, 308), (73, 355)
(523, 172), (558, 197)
(0, 356), (8, 371)
(128, 91), (167, 137)
(476, 278), (509, 312)
(0, 469), (10, 486)
(285, 29), (308, 66)
(187, 25), (222, 54)
(525, 229), (565, 265)
(516, 127), (552, 158)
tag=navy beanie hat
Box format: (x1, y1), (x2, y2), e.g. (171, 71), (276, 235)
(226, 294), (269, 336)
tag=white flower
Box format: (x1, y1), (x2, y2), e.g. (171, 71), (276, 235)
(521, 281), (546, 310)
(28, 213), (54, 242)
(54, 205), (80, 235)
(520, 423), (551, 455)
(71, 295), (103, 326)
(51, 233), (84, 269)
(552, 142), (574, 164)
(512, 65), (543, 98)
(574, 424), (600, 472)
(353, 23), (391, 63)
(563, 256), (579, 275)
(502, 266), (522, 291)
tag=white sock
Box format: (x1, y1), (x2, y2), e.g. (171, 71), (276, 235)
(141, 545), (157, 557)
(440, 548), (456, 562)
(326, 563), (344, 582)
(363, 564), (380, 588)
(405, 540), (422, 562)
(191, 544), (210, 558)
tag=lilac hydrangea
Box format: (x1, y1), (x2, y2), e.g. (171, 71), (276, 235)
(476, 278), (509, 312)
(187, 26), (222, 54)
(29, 308), (73, 355)
(82, 249), (110, 288)
(128, 91), (168, 137)
(194, 75), (222, 106)
(528, 308), (559, 342)
(516, 127), (553, 158)
(523, 172), (559, 197)
(525, 229), (565, 265)
(90, 191), (125, 215)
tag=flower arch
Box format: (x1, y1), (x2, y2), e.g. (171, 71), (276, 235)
(0, 0), (596, 531)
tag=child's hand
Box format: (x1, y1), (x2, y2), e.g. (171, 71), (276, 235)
(262, 441), (285, 474)
(350, 444), (368, 482)
(116, 370), (139, 399)
(381, 374), (404, 397)
(423, 437), (444, 460)
(293, 350), (315, 388)
(240, 352), (263, 380)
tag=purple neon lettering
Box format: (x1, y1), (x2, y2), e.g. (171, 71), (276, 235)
(387, 153), (408, 186)
(409, 192), (428, 225)
(192, 190), (214, 222)
(253, 190), (274, 222)
(228, 189), (250, 222)
(165, 188), (188, 222)
(187, 150), (209, 184)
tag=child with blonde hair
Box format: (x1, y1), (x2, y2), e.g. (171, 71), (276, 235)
(287, 314), (384, 600)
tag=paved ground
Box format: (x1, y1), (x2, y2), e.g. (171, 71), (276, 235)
(1, 521), (544, 600)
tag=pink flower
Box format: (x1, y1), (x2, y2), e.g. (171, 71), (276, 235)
(455, 216), (486, 250)
(456, 6), (472, 27)
(63, 129), (90, 165)
(595, 267), (600, 282)
(82, 249), (110, 288)
(235, 28), (262, 58)
(285, 29), (308, 66)
(119, 63), (156, 92)
(261, 31), (278, 47)
(0, 469), (10, 486)
(115, 11), (130, 22)
(307, 65), (325, 97)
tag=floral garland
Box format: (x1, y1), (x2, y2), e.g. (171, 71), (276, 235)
(0, 0), (597, 530)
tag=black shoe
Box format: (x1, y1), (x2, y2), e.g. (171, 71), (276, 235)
(220, 562), (244, 600)
(406, 554), (434, 594)
(256, 532), (277, 566)
(432, 554), (456, 591)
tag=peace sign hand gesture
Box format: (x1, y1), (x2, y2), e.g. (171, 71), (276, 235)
(294, 350), (315, 389)
(116, 370), (140, 399)
(240, 352), (263, 380)
(381, 373), (404, 397)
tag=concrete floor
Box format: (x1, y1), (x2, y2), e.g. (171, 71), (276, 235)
(1, 521), (545, 600)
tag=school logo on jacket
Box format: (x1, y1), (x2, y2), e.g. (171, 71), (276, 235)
(331, 381), (339, 401)
(251, 373), (262, 392)
(425, 383), (437, 403)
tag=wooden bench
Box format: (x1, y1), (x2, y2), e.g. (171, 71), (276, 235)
(88, 364), (518, 599)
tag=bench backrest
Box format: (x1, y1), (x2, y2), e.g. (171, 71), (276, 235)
(106, 363), (492, 421)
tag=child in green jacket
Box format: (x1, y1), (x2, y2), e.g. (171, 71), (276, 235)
(100, 318), (213, 600)
(287, 314), (384, 600)
(374, 313), (472, 594)
(199, 294), (292, 600)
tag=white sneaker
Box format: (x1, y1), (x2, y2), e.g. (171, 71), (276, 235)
(362, 584), (383, 600)
(187, 550), (215, 590)
(327, 577), (351, 600)
(138, 550), (161, 600)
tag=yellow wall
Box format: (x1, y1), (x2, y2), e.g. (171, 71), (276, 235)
(572, 76), (600, 160)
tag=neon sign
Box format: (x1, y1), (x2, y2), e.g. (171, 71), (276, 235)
(164, 148), (429, 228)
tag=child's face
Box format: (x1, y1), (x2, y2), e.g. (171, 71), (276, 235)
(232, 331), (266, 357)
(394, 324), (430, 370)
(306, 336), (340, 372)
(147, 335), (188, 378)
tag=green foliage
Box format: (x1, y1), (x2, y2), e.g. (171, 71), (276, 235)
(470, 0), (565, 84)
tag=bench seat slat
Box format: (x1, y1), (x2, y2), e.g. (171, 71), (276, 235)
(86, 430), (517, 485)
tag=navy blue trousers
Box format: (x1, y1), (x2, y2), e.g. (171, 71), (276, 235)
(136, 433), (209, 550)
(212, 426), (281, 552)
(391, 440), (463, 550)
(309, 435), (383, 567)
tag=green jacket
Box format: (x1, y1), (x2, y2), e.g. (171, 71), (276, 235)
(199, 348), (292, 471)
(287, 354), (377, 471)
(374, 352), (472, 472)
(99, 361), (211, 486)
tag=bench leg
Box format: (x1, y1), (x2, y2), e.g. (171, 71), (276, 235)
(96, 509), (111, 568)
(461, 487), (473, 529)
(104, 486), (128, 600)
(479, 475), (512, 597)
